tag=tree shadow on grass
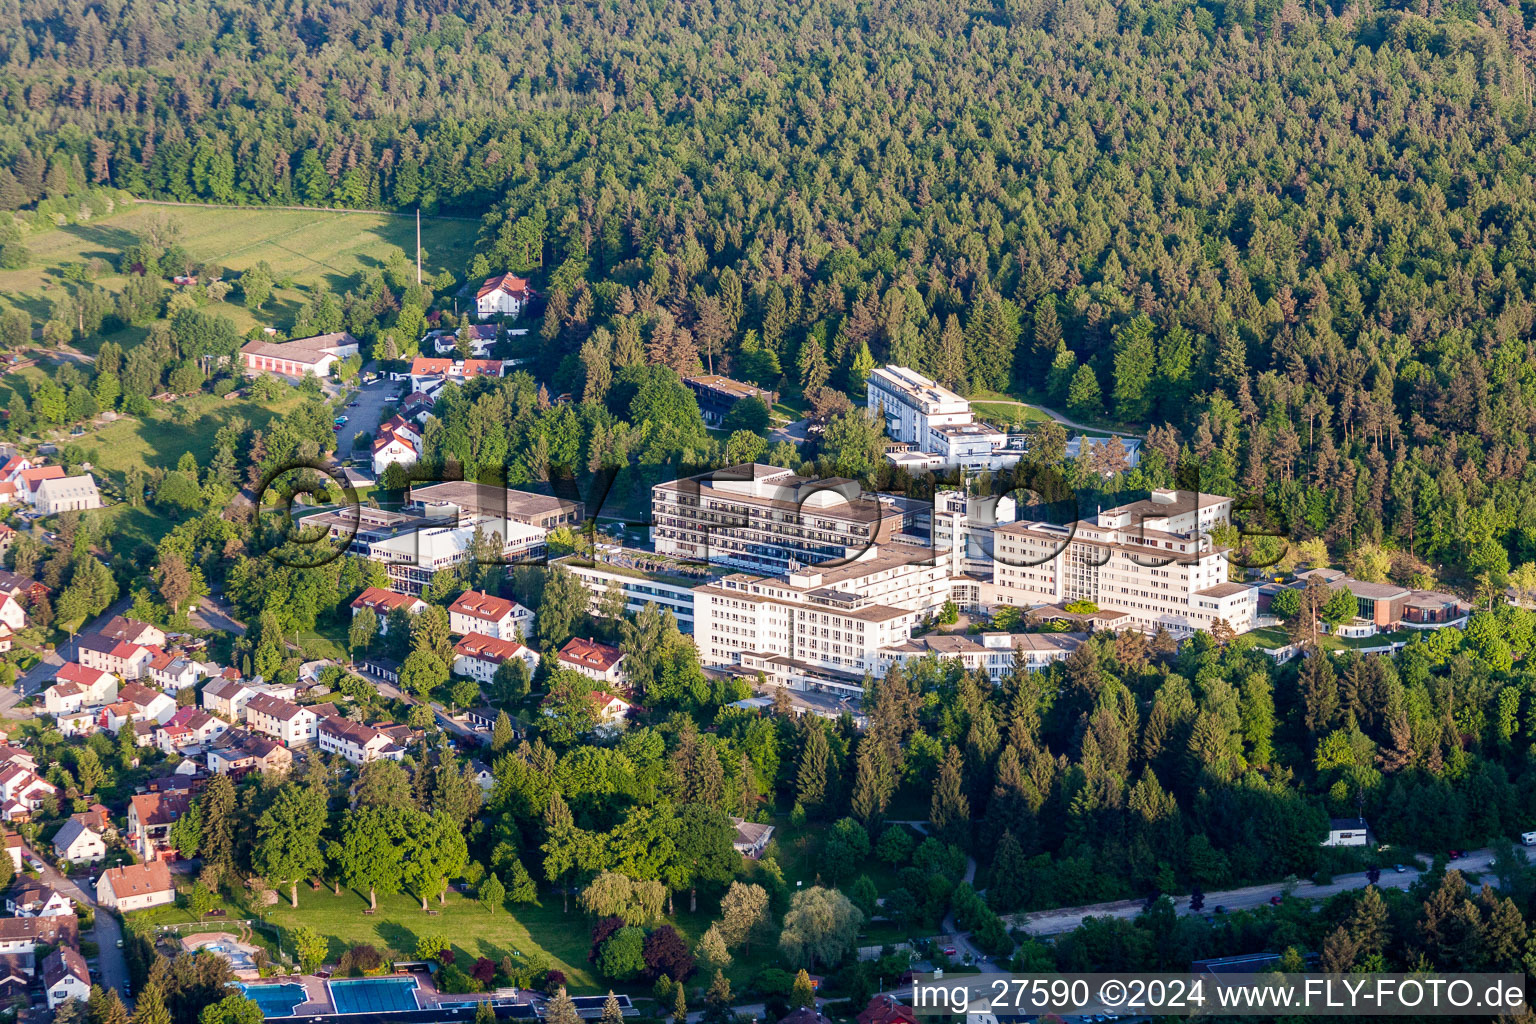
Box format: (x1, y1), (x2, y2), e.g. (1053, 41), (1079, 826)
(375, 920), (420, 957)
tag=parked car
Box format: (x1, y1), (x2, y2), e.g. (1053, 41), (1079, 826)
(1269, 895), (1283, 905)
(1448, 849), (1462, 859)
(1394, 864), (1407, 873)
(1213, 905), (1227, 914)
(942, 946), (957, 956)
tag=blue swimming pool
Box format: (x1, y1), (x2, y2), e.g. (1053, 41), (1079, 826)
(236, 982), (307, 1018)
(329, 976), (421, 1014)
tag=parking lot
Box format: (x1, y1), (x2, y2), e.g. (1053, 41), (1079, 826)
(334, 372), (405, 469)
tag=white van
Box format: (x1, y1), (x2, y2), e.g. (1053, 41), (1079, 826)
(1521, 831), (1536, 846)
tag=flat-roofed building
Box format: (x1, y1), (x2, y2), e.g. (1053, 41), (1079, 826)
(683, 374), (777, 426)
(652, 463), (918, 574)
(693, 543), (947, 697)
(987, 488), (1256, 636)
(554, 548), (708, 632)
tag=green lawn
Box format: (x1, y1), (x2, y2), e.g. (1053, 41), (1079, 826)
(1247, 624), (1418, 652)
(0, 202), (477, 350)
(971, 400), (1054, 428)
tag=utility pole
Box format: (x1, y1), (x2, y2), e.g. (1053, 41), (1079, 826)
(415, 208), (422, 286)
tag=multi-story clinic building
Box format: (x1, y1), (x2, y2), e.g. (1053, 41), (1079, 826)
(651, 463), (922, 574)
(692, 543), (951, 696)
(987, 488), (1256, 635)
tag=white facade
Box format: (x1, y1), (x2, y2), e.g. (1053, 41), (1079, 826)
(693, 544), (947, 697)
(34, 474), (102, 514)
(987, 489), (1257, 636)
(452, 633), (541, 685)
(244, 695), (318, 747)
(317, 718), (403, 765)
(449, 590), (535, 640)
(555, 550), (701, 632)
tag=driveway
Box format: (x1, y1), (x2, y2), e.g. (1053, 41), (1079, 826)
(352, 663), (480, 742)
(30, 851), (131, 1006)
(190, 595), (247, 636)
(336, 371), (405, 466)
(769, 418), (810, 446)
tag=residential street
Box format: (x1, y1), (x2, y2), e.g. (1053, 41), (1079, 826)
(6, 595), (134, 713)
(30, 850), (131, 1007)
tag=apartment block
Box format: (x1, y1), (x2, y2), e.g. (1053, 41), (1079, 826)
(554, 548), (706, 632)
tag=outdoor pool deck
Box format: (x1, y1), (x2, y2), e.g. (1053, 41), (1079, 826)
(239, 970), (503, 1019)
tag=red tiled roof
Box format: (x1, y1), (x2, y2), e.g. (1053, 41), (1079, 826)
(351, 587), (422, 614)
(454, 632), (529, 663)
(477, 272), (532, 299)
(101, 860), (173, 898)
(558, 637), (625, 673)
(449, 590), (517, 622)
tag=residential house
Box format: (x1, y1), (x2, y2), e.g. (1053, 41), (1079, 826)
(0, 765), (56, 821)
(349, 588), (427, 633)
(475, 272), (534, 319)
(206, 730), (293, 777)
(201, 677), (256, 720)
(75, 634), (154, 681)
(244, 694), (318, 747)
(51, 818), (107, 865)
(114, 682), (178, 726)
(729, 818), (775, 860)
(43, 947), (91, 1010)
(16, 465), (65, 505)
(145, 650), (205, 695)
(449, 590), (535, 640)
(127, 791), (191, 861)
(33, 474), (102, 514)
(55, 710), (97, 738)
(96, 861), (176, 912)
(371, 416), (424, 477)
(0, 568), (46, 606)
(317, 717), (404, 765)
(425, 323), (497, 357)
(43, 663), (118, 716)
(0, 593), (23, 633)
(239, 332), (360, 378)
(557, 637), (627, 687)
(0, 747), (34, 772)
(97, 616), (167, 647)
(408, 357), (506, 395)
(452, 632), (540, 686)
(543, 690), (633, 737)
(6, 883), (72, 918)
(0, 955), (29, 1002)
(1, 833), (21, 874)
(0, 915), (77, 956)
(856, 996), (918, 1024)
(155, 709), (227, 755)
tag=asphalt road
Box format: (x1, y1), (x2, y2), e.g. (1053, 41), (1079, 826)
(351, 662), (481, 742)
(7, 595), (135, 713)
(1013, 848), (1516, 935)
(30, 851), (131, 1006)
(337, 373), (406, 467)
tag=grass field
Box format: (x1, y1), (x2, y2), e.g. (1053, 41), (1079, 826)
(0, 202), (478, 349)
(971, 400), (1054, 428)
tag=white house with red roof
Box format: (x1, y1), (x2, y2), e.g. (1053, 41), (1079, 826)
(557, 637), (628, 686)
(146, 650), (207, 695)
(0, 593), (24, 633)
(0, 764), (56, 821)
(43, 946), (91, 1009)
(98, 615), (167, 647)
(127, 791), (190, 861)
(317, 717), (404, 765)
(542, 689), (634, 737)
(75, 634), (155, 680)
(96, 860), (175, 911)
(155, 708), (227, 754)
(350, 588), (427, 634)
(371, 415), (424, 476)
(452, 632), (541, 685)
(408, 357), (506, 395)
(449, 589), (535, 640)
(0, 455), (32, 483)
(16, 465), (64, 505)
(475, 272), (534, 319)
(244, 694), (318, 746)
(43, 663), (118, 715)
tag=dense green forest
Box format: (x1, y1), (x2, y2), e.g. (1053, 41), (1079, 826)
(6, 0), (1536, 585)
